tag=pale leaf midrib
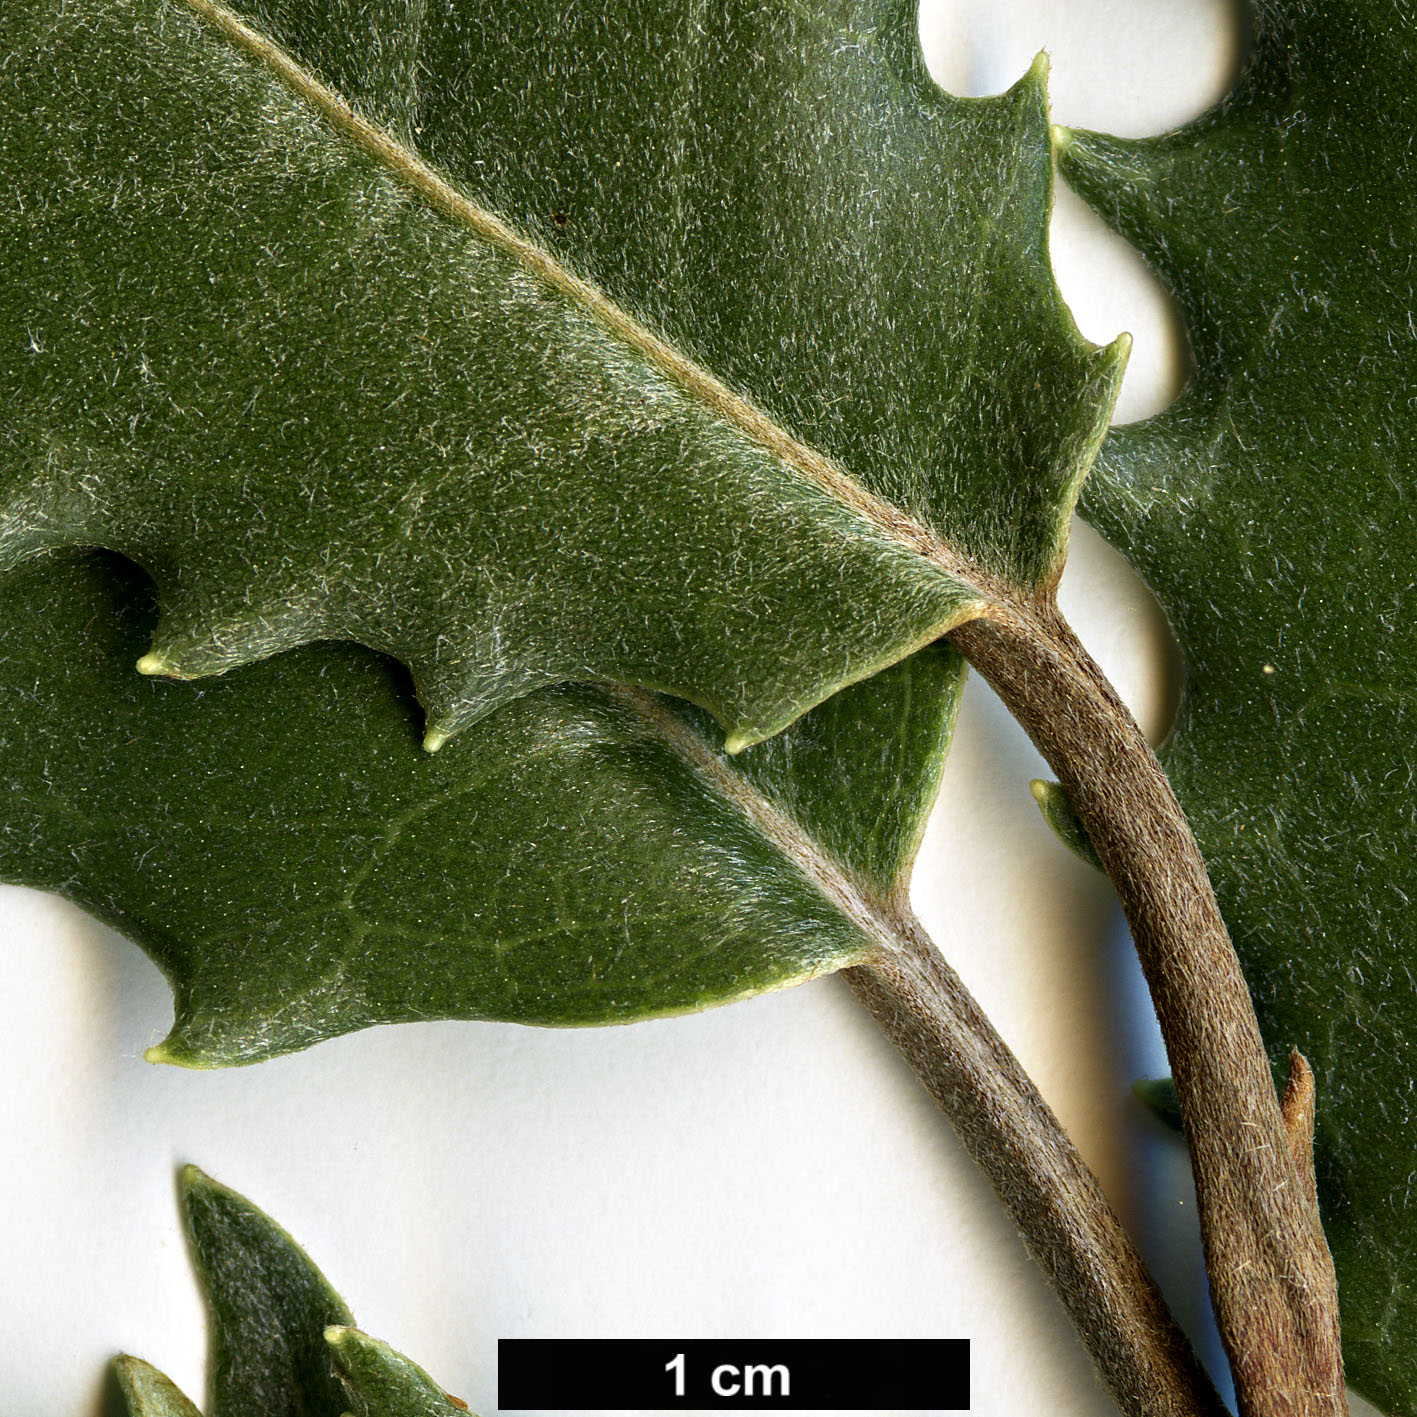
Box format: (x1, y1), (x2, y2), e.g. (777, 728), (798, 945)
(176, 0), (1013, 609)
(606, 683), (909, 965)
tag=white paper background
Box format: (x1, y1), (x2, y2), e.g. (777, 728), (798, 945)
(0, 3), (1382, 1414)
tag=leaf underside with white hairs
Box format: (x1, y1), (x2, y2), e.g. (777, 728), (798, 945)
(2, 0), (1121, 751)
(0, 0), (1115, 1061)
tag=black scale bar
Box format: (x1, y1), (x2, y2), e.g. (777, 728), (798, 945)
(497, 1338), (969, 1411)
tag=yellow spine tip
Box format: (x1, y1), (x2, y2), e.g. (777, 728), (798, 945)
(144, 1042), (175, 1065)
(135, 652), (172, 677)
(1029, 778), (1050, 803)
(722, 732), (751, 756)
(1050, 123), (1074, 150)
(1029, 49), (1050, 81)
(422, 727), (450, 754)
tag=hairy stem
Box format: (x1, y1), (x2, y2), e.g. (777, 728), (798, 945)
(847, 917), (1225, 1417)
(951, 601), (1345, 1417)
(614, 688), (1216, 1413)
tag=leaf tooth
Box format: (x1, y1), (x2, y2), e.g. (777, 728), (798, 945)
(1029, 778), (1102, 872)
(113, 1354), (202, 1417)
(180, 1160), (211, 1192)
(143, 1037), (188, 1067)
(1053, 123), (1163, 176)
(413, 660), (548, 756)
(1040, 327), (1131, 589)
(1018, 47), (1051, 103)
(141, 591), (328, 683)
(326, 1325), (474, 1413)
(134, 651), (178, 679)
(1053, 125), (1176, 242)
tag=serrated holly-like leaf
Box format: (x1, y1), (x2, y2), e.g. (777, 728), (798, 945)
(0, 551), (961, 1063)
(0, 0), (1114, 1062)
(3, 0), (1122, 753)
(117, 1167), (470, 1416)
(1058, 9), (1417, 1409)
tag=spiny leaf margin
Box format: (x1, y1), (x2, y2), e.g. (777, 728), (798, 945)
(1059, 4), (1417, 1406)
(117, 1167), (470, 1417)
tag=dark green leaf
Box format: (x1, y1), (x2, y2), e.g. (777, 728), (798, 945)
(2, 0), (1121, 752)
(228, 0), (1123, 596)
(1059, 8), (1417, 1406)
(0, 552), (960, 1063)
(0, 0), (1113, 1061)
(186, 1166), (354, 1415)
(117, 1168), (470, 1417)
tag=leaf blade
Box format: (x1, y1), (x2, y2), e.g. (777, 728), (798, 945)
(121, 1169), (470, 1417)
(3, 0), (982, 751)
(1, 551), (960, 1063)
(0, 0), (1112, 1061)
(183, 1166), (354, 1417)
(3, 0), (1122, 751)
